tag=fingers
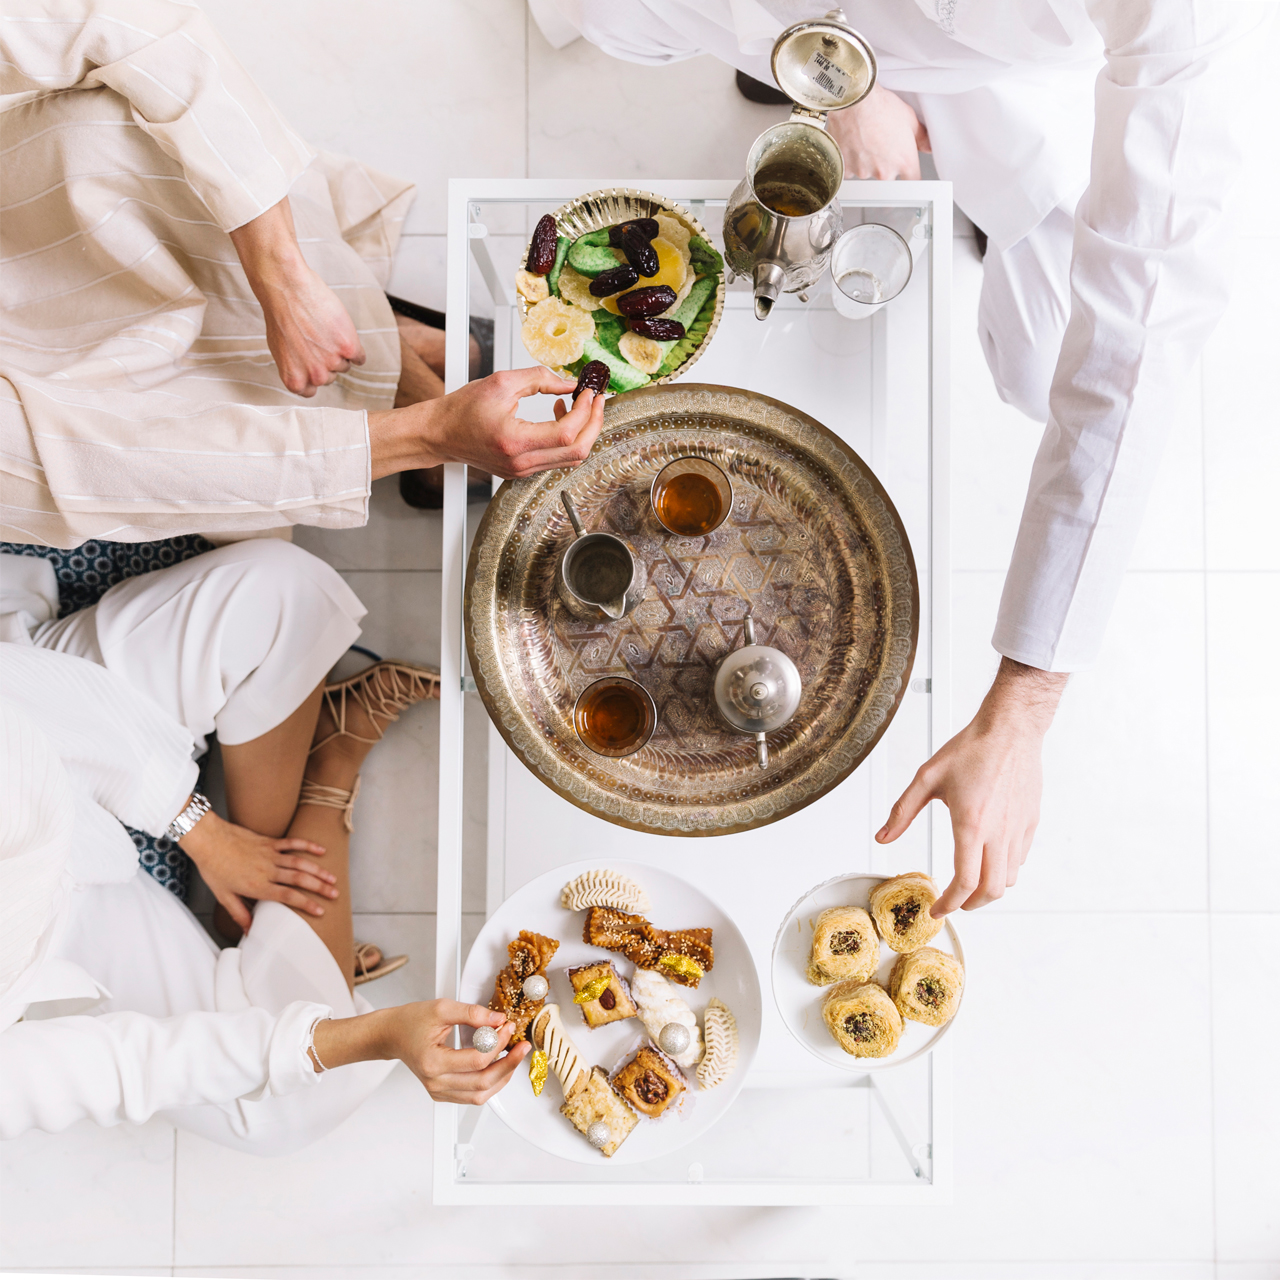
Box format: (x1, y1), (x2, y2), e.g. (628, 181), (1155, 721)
(552, 397), (568, 422)
(216, 888), (253, 933)
(271, 865), (339, 899)
(271, 838), (327, 856)
(509, 393), (605, 475)
(443, 1023), (516, 1072)
(429, 1040), (531, 1104)
(497, 365), (577, 402)
(931, 824), (984, 917)
(268, 884), (327, 917)
(877, 768), (934, 844)
(433, 1001), (509, 1030)
(962, 842), (1008, 910)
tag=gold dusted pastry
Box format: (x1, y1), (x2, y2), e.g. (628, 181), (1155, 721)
(568, 961), (637, 1029)
(560, 868), (651, 914)
(806, 905), (879, 985)
(560, 1066), (639, 1156)
(530, 1003), (587, 1099)
(583, 906), (713, 988)
(488, 930), (559, 1041)
(888, 947), (964, 1026)
(822, 980), (903, 1058)
(868, 872), (944, 953)
(612, 1045), (687, 1119)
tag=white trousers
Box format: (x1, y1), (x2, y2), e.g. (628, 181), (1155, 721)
(976, 203), (1075, 424)
(35, 541), (392, 1155)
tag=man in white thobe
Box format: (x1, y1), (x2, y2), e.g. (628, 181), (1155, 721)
(532, 0), (1267, 912)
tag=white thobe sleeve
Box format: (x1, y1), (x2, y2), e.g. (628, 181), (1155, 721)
(0, 0), (312, 232)
(992, 1), (1269, 670)
(0, 1001), (330, 1137)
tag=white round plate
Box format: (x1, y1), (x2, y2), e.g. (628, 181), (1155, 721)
(771, 872), (964, 1071)
(460, 859), (761, 1164)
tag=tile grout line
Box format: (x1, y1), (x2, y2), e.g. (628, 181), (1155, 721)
(170, 1126), (177, 1274)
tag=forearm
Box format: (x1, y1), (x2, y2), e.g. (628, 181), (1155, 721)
(311, 1006), (403, 1072)
(229, 199), (308, 295)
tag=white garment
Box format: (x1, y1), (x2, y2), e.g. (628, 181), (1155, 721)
(545, 0), (1268, 669)
(0, 0), (413, 548)
(0, 543), (388, 1152)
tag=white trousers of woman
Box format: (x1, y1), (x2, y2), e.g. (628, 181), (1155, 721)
(28, 540), (395, 1155)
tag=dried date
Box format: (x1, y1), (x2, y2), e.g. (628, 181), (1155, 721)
(607, 218), (659, 247)
(620, 226), (659, 277)
(588, 263), (640, 297)
(616, 286), (677, 318)
(572, 360), (610, 401)
(525, 214), (558, 275)
(626, 317), (685, 341)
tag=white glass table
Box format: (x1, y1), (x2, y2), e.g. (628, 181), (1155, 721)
(435, 178), (952, 1205)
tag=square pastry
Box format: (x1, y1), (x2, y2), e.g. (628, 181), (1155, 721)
(611, 1045), (686, 1119)
(560, 1067), (638, 1158)
(568, 961), (637, 1029)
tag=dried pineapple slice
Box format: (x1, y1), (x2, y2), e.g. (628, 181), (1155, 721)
(618, 331), (663, 374)
(515, 269), (550, 304)
(602, 238), (686, 315)
(554, 263), (601, 312)
(521, 297), (594, 367)
(656, 213), (692, 253)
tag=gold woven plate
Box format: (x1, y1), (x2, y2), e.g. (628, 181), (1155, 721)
(465, 384), (918, 836)
(517, 187), (725, 389)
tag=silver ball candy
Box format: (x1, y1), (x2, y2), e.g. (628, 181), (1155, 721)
(657, 1022), (691, 1056)
(471, 1025), (499, 1053)
(522, 974), (549, 1001)
(586, 1120), (611, 1150)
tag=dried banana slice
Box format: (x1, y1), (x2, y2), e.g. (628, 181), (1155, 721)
(554, 263), (602, 311)
(619, 331), (663, 374)
(696, 997), (739, 1090)
(560, 869), (651, 914)
(515, 269), (549, 304)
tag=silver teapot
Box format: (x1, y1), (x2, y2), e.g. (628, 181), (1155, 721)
(722, 9), (877, 319)
(713, 616), (802, 769)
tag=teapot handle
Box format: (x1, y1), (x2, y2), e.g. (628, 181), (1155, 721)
(561, 490), (586, 538)
(755, 732), (769, 769)
(743, 614), (757, 646)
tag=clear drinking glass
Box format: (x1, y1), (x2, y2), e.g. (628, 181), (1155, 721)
(830, 223), (913, 318)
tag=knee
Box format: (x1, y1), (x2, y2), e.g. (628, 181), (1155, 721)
(977, 318), (1056, 423)
(198, 539), (350, 607)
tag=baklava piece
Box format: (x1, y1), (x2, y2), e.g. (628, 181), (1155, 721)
(488, 929), (559, 1041)
(867, 872), (944, 953)
(611, 1045), (687, 1119)
(568, 960), (637, 1029)
(806, 905), (879, 985)
(560, 1065), (638, 1157)
(821, 980), (903, 1059)
(887, 947), (964, 1027)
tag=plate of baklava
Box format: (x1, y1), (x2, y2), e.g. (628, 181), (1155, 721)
(460, 860), (761, 1163)
(772, 871), (966, 1070)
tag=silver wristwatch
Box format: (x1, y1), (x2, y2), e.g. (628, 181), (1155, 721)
(166, 791), (211, 842)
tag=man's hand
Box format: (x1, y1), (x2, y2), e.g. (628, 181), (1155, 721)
(178, 807), (337, 932)
(369, 366), (606, 481)
(828, 83), (931, 180)
(877, 658), (1067, 915)
(229, 199), (366, 397)
(312, 1001), (530, 1105)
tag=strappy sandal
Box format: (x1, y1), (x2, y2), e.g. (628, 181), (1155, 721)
(354, 941), (409, 986)
(310, 659), (441, 755)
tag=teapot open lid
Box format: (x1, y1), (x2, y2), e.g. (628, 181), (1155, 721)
(770, 8), (877, 119)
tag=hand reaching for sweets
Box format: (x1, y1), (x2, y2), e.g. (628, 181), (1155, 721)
(312, 1000), (531, 1104)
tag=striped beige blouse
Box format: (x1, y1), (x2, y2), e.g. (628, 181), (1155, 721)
(0, 0), (414, 547)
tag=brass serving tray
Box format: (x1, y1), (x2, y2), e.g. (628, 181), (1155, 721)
(465, 384), (918, 836)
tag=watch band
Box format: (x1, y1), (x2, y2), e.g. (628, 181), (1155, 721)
(166, 791), (211, 842)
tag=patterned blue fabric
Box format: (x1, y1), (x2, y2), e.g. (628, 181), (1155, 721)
(0, 536), (217, 901)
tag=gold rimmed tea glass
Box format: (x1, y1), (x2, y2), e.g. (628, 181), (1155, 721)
(650, 457), (733, 537)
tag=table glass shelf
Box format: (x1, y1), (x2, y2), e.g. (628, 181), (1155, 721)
(436, 179), (952, 1205)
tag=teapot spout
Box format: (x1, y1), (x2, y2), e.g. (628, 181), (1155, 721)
(753, 262), (785, 321)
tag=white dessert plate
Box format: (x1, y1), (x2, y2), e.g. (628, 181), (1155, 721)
(460, 859), (761, 1165)
(772, 872), (964, 1071)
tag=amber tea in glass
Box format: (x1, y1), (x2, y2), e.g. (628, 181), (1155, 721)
(573, 677), (656, 757)
(651, 457), (733, 537)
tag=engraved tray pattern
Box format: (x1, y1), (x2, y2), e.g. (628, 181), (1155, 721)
(465, 384), (918, 836)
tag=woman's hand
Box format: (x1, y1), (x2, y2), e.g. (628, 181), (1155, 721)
(827, 83), (931, 180)
(876, 658), (1067, 914)
(229, 199), (366, 397)
(312, 1001), (531, 1105)
(369, 366), (606, 481)
(178, 807), (337, 932)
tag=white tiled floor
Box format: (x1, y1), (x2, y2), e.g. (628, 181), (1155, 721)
(3, 5), (1279, 1279)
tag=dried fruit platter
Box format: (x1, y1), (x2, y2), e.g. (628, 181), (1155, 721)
(464, 383), (919, 836)
(515, 188), (725, 393)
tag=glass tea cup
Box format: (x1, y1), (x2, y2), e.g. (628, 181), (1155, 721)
(830, 223), (913, 319)
(650, 457), (733, 537)
(573, 676), (657, 758)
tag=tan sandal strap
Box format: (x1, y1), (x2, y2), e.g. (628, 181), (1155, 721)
(353, 940), (381, 978)
(310, 662), (441, 756)
(297, 774), (361, 833)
